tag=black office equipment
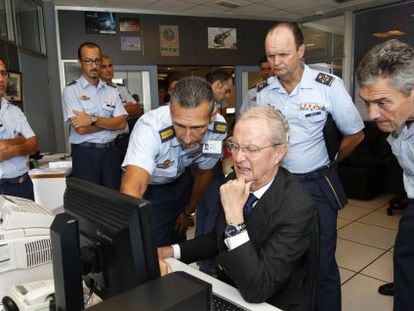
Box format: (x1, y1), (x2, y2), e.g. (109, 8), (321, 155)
(50, 177), (160, 310)
(88, 271), (212, 311)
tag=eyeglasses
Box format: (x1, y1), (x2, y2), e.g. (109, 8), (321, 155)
(0, 70), (9, 78)
(81, 58), (102, 66)
(225, 141), (281, 157)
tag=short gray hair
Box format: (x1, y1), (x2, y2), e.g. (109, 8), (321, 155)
(357, 39), (414, 95)
(171, 77), (215, 115)
(238, 106), (289, 145)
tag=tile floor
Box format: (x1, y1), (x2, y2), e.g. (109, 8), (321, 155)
(338, 194), (400, 311)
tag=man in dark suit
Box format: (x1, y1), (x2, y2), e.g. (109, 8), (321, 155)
(158, 106), (315, 311)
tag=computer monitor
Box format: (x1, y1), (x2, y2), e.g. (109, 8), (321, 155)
(50, 177), (160, 310)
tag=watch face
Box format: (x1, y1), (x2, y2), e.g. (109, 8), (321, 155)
(225, 224), (238, 237)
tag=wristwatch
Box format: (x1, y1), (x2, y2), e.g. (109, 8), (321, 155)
(224, 223), (246, 238)
(90, 115), (98, 126)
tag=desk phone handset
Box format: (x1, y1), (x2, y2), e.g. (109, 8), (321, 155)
(2, 279), (54, 311)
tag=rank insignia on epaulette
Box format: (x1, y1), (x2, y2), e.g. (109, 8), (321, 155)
(159, 126), (175, 142)
(106, 82), (116, 88)
(80, 95), (90, 100)
(67, 80), (77, 86)
(315, 73), (334, 86)
(257, 80), (268, 92)
(156, 159), (174, 169)
(212, 121), (227, 134)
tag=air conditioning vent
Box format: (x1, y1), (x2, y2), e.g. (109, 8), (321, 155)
(25, 238), (52, 268)
(216, 1), (240, 9)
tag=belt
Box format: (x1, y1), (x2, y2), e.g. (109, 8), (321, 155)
(78, 141), (115, 148)
(294, 162), (337, 181)
(116, 134), (129, 140)
(0, 173), (29, 185)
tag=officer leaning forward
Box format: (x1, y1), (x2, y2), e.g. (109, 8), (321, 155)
(249, 22), (365, 311)
(121, 77), (227, 247)
(62, 42), (127, 190)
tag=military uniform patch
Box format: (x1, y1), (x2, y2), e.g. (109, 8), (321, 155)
(315, 73), (334, 86)
(212, 121), (227, 134)
(159, 126), (175, 142)
(156, 159), (174, 169)
(67, 80), (77, 86)
(80, 95), (90, 100)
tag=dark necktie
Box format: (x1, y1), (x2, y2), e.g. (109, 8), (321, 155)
(243, 193), (258, 217)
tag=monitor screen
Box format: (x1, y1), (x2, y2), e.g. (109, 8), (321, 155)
(51, 177), (160, 309)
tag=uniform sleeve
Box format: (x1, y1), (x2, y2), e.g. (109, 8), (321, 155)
(122, 117), (160, 175)
(328, 78), (364, 135)
(62, 86), (81, 123)
(111, 88), (128, 117)
(120, 86), (137, 104)
(15, 108), (35, 138)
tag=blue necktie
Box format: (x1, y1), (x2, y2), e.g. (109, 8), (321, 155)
(243, 193), (258, 217)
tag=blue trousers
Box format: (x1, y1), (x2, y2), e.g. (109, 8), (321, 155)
(295, 167), (345, 311)
(394, 200), (414, 311)
(0, 175), (34, 200)
(71, 144), (121, 190)
(144, 169), (193, 247)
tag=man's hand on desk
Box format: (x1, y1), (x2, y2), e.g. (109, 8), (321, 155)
(158, 246), (174, 276)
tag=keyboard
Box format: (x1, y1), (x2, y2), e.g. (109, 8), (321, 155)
(212, 294), (248, 311)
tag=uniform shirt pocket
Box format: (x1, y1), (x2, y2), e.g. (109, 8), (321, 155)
(101, 100), (116, 117)
(298, 109), (326, 122)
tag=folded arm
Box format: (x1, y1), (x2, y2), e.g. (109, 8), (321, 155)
(0, 136), (38, 161)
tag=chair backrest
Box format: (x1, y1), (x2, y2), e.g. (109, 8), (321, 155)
(301, 209), (320, 311)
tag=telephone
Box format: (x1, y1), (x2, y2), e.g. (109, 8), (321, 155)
(2, 279), (54, 311)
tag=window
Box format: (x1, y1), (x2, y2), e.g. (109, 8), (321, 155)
(0, 0), (7, 39)
(14, 0), (45, 54)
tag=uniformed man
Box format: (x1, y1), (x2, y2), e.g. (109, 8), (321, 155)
(250, 22), (365, 311)
(62, 42), (127, 190)
(206, 70), (233, 116)
(242, 56), (272, 108)
(357, 39), (414, 311)
(121, 77), (227, 247)
(0, 58), (38, 200)
(99, 54), (142, 164)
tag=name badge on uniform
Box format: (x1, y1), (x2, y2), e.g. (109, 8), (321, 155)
(202, 140), (222, 154)
(156, 159), (175, 169)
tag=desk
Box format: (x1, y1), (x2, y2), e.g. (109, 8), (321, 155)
(165, 258), (281, 311)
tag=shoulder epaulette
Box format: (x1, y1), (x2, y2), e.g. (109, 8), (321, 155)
(67, 80), (77, 86)
(257, 80), (268, 92)
(159, 126), (175, 142)
(116, 83), (125, 86)
(211, 121), (227, 134)
(106, 82), (116, 88)
(315, 72), (334, 86)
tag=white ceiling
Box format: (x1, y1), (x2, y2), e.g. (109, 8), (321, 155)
(52, 0), (400, 22)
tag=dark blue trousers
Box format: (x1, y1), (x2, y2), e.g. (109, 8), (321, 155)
(195, 162), (224, 271)
(144, 169), (193, 247)
(71, 144), (121, 190)
(394, 200), (414, 311)
(295, 167), (345, 311)
(0, 174), (34, 200)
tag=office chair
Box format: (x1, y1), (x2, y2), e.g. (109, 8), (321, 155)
(301, 209), (320, 311)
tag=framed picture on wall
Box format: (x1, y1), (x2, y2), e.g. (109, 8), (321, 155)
(119, 18), (140, 32)
(208, 27), (237, 49)
(85, 11), (116, 34)
(5, 71), (22, 102)
(159, 25), (180, 57)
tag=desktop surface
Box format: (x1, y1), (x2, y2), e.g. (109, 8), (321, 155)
(165, 258), (281, 311)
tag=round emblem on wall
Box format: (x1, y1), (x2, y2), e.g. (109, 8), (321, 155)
(163, 28), (175, 41)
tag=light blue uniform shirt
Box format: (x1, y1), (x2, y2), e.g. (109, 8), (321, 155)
(0, 98), (36, 178)
(122, 105), (227, 185)
(116, 83), (137, 135)
(255, 65), (364, 174)
(387, 124), (414, 198)
(62, 75), (127, 144)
